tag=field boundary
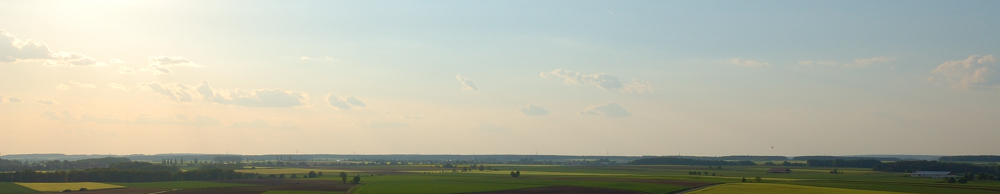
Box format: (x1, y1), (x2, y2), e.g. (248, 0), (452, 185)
(344, 183), (364, 194)
(670, 183), (722, 194)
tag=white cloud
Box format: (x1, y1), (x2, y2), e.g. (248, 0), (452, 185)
(147, 56), (199, 74)
(799, 56), (896, 68)
(212, 88), (308, 107)
(326, 93), (366, 110)
(56, 80), (98, 91)
(138, 81), (308, 107)
(848, 56), (896, 67)
(386, 110), (422, 119)
(109, 83), (128, 91)
(37, 98), (58, 105)
(518, 104), (550, 116)
(230, 119), (299, 130)
(364, 121), (409, 129)
(118, 66), (135, 74)
(0, 94), (22, 103)
(580, 103), (632, 118)
(68, 80), (96, 89)
(729, 58), (770, 67)
(110, 58), (124, 63)
(138, 82), (203, 102)
(455, 75), (478, 91)
(931, 55), (997, 89)
(541, 69), (655, 93)
(0, 30), (105, 66)
(300, 56), (311, 61)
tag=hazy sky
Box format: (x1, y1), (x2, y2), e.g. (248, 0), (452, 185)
(2, 1), (999, 156)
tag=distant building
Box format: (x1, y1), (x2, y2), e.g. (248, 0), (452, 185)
(767, 168), (792, 173)
(910, 171), (957, 178)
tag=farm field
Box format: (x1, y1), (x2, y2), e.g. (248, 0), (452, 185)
(687, 183), (908, 194)
(114, 181), (256, 189)
(14, 182), (124, 192)
(0, 182), (38, 194)
(3, 164), (1000, 193)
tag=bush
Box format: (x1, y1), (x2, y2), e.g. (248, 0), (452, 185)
(62, 189), (72, 192)
(79, 188), (88, 191)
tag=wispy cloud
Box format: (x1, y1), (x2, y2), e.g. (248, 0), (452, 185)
(118, 66), (135, 74)
(326, 93), (367, 110)
(518, 104), (550, 116)
(798, 56), (896, 67)
(230, 119), (299, 130)
(138, 80), (309, 107)
(455, 75), (478, 91)
(729, 58), (770, 67)
(364, 121), (409, 129)
(541, 69), (655, 93)
(930, 55), (996, 89)
(0, 94), (22, 103)
(42, 111), (222, 126)
(0, 30), (105, 66)
(147, 56), (200, 74)
(580, 103), (632, 118)
(37, 98), (58, 105)
(108, 83), (128, 91)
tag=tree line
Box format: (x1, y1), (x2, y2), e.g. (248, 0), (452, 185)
(0, 162), (253, 182)
(1, 157), (131, 171)
(873, 160), (1000, 175)
(629, 157), (756, 166)
(938, 155), (1000, 162)
(806, 159), (883, 168)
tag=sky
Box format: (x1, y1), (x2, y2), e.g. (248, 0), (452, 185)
(1, 0), (999, 156)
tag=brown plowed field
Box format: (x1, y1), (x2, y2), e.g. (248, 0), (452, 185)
(466, 186), (647, 194)
(66, 188), (167, 194)
(165, 179), (354, 194)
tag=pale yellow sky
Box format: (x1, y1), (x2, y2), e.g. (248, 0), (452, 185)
(2, 1), (1000, 156)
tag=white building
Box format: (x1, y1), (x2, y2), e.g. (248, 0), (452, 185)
(909, 171), (957, 178)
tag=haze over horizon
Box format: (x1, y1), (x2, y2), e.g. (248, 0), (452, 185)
(2, 1), (999, 157)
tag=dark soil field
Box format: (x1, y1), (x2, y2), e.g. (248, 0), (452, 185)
(165, 179), (353, 194)
(61, 188), (168, 194)
(466, 186), (647, 194)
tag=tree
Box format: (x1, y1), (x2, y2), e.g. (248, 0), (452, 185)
(755, 176), (762, 182)
(742, 177), (746, 182)
(290, 174), (298, 178)
(462, 167), (468, 172)
(510, 171), (516, 177)
(352, 174), (361, 184)
(340, 172), (348, 183)
(958, 177), (968, 184)
(515, 171), (521, 177)
(309, 171), (317, 178)
(279, 174), (286, 179)
(947, 177), (957, 183)
(478, 165), (485, 171)
(318, 172), (323, 177)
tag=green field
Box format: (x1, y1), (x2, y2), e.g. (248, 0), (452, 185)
(14, 182), (124, 192)
(262, 191), (344, 194)
(0, 182), (38, 194)
(4, 164), (1000, 193)
(114, 181), (255, 189)
(237, 167), (355, 175)
(688, 183), (909, 194)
